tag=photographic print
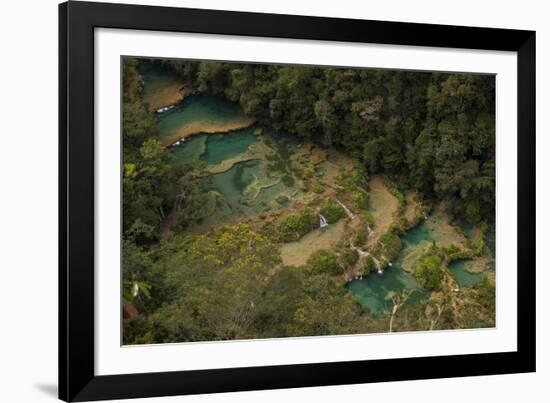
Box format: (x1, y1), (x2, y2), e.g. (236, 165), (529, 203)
(121, 57), (496, 345)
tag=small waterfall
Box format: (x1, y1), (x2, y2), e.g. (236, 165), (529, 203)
(366, 223), (374, 237)
(349, 239), (369, 258)
(169, 137), (185, 148)
(156, 104), (175, 113)
(334, 198), (356, 220)
(319, 214), (328, 229)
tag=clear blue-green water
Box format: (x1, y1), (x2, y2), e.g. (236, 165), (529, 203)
(197, 159), (301, 226)
(448, 260), (484, 287)
(346, 267), (429, 315)
(169, 136), (207, 162)
(346, 220), (497, 314)
(169, 128), (258, 165)
(345, 222), (433, 315)
(398, 221), (494, 288)
(158, 93), (249, 141)
(203, 130), (257, 165)
(151, 79), (494, 312)
(449, 224), (495, 287)
(162, 95), (302, 228)
(402, 222), (434, 246)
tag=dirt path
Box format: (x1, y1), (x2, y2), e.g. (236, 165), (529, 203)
(366, 176), (399, 248)
(404, 192), (419, 224)
(145, 84), (192, 112)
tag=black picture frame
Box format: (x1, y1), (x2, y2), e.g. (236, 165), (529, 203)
(59, 1), (536, 401)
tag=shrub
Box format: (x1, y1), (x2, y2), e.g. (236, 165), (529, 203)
(336, 163), (369, 204)
(340, 249), (359, 269)
(476, 275), (495, 311)
(312, 181), (325, 194)
(474, 238), (485, 256)
(306, 250), (340, 275)
(352, 190), (368, 210)
(259, 221), (280, 242)
(304, 166), (315, 179)
(464, 200), (482, 225)
(350, 164), (368, 188)
(354, 227), (368, 246)
(320, 198), (345, 223)
(363, 212), (375, 228)
(414, 246), (444, 291)
(278, 208), (316, 242)
(444, 244), (474, 261)
(384, 177), (406, 207)
(362, 256), (377, 275)
(378, 226), (402, 262)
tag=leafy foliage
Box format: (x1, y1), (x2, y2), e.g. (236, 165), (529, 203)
(475, 275), (496, 311)
(120, 58), (496, 343)
(162, 60), (494, 224)
(414, 245), (445, 291)
(306, 250), (340, 275)
(277, 208), (317, 242)
(362, 256), (377, 275)
(376, 226), (402, 263)
(320, 198), (345, 223)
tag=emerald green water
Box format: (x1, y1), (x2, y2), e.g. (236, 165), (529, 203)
(346, 267), (428, 315)
(161, 94), (302, 228)
(149, 76), (493, 311)
(169, 128), (258, 165)
(198, 159), (301, 226)
(345, 222), (432, 315)
(346, 220), (497, 314)
(158, 94), (248, 141)
(448, 260), (484, 287)
(170, 136), (207, 162)
(399, 221), (494, 288)
(205, 130), (257, 165)
(402, 223), (434, 245)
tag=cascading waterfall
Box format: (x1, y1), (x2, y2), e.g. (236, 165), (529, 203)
(366, 222), (374, 237)
(348, 239), (383, 279)
(334, 198), (356, 220)
(319, 214), (328, 229)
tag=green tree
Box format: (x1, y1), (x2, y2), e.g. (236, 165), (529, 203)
(414, 245), (445, 291)
(320, 198), (345, 223)
(306, 250), (340, 275)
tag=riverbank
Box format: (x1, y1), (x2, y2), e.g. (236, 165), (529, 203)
(139, 60), (193, 112)
(151, 85), (494, 321)
(365, 175), (400, 248)
(157, 93), (255, 146)
(161, 117), (256, 147)
(147, 85), (192, 112)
